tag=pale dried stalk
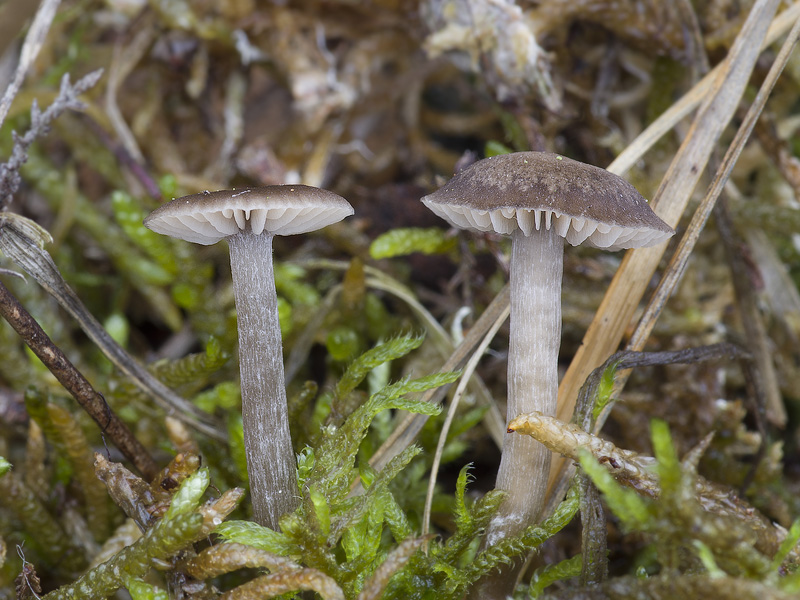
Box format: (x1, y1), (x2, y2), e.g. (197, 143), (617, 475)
(547, 0), (783, 503)
(0, 0), (61, 130)
(422, 298), (509, 536)
(366, 283), (511, 478)
(544, 3), (800, 511)
(105, 23), (155, 165)
(622, 11), (800, 426)
(364, 3), (800, 497)
(607, 2), (800, 177)
(0, 213), (225, 441)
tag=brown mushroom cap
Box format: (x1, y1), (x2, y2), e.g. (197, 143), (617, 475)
(144, 185), (354, 245)
(422, 152), (674, 250)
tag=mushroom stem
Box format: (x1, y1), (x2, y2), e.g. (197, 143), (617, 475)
(489, 225), (563, 543)
(228, 232), (298, 529)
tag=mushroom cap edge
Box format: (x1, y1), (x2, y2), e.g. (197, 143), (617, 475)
(422, 152), (674, 251)
(144, 185), (354, 245)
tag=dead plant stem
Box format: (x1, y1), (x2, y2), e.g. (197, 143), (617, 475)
(0, 279), (158, 480)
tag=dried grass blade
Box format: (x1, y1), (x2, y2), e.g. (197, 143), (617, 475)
(367, 284), (510, 475)
(621, 10), (800, 426)
(607, 2), (800, 177)
(0, 0), (61, 130)
(546, 0), (783, 504)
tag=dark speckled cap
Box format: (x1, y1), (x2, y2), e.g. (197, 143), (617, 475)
(422, 152), (673, 250)
(144, 185), (353, 245)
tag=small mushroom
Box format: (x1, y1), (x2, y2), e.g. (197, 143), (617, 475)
(144, 185), (353, 529)
(422, 152), (673, 550)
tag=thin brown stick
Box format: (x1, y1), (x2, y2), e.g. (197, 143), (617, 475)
(0, 279), (158, 480)
(0, 213), (225, 440)
(543, 343), (752, 517)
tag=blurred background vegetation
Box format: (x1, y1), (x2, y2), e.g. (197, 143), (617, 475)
(1, 0), (800, 598)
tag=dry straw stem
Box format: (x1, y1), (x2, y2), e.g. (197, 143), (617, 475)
(545, 0), (787, 504)
(367, 283), (511, 475)
(621, 11), (800, 426)
(296, 258), (508, 473)
(105, 19), (157, 166)
(365, 3), (800, 487)
(422, 298), (510, 536)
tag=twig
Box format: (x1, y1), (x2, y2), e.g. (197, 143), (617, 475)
(621, 12), (800, 426)
(367, 283), (511, 475)
(0, 69), (104, 209)
(0, 212), (226, 441)
(606, 1), (800, 177)
(0, 278), (158, 480)
(78, 113), (162, 201)
(105, 23), (155, 165)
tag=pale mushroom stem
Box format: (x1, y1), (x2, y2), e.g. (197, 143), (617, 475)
(488, 225), (563, 544)
(228, 232), (298, 529)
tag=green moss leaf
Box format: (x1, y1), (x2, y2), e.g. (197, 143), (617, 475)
(771, 518), (800, 572)
(370, 228), (455, 259)
(650, 419), (681, 493)
(593, 358), (621, 423)
(578, 450), (650, 530)
(335, 334), (425, 399)
(227, 414), (248, 483)
(214, 520), (292, 555)
(528, 554), (582, 598)
(164, 467), (210, 520)
(310, 485), (332, 536)
(484, 140), (513, 157)
(125, 578), (169, 600)
(326, 325), (362, 362)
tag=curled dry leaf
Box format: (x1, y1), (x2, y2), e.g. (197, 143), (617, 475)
(94, 452), (161, 530)
(94, 452), (202, 530)
(15, 557), (42, 600)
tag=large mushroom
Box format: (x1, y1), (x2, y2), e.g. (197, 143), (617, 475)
(422, 152), (673, 558)
(144, 185), (353, 529)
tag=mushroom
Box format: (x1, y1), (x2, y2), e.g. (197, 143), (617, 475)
(421, 152), (673, 550)
(144, 185), (353, 529)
